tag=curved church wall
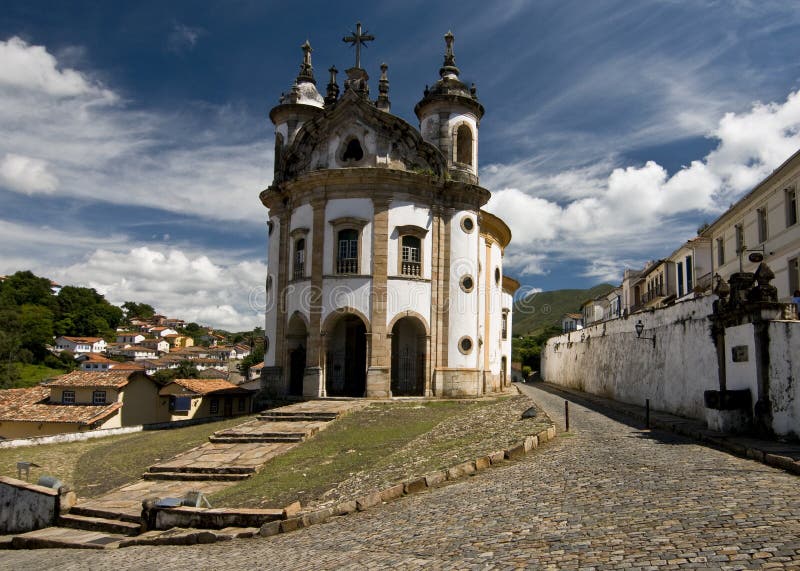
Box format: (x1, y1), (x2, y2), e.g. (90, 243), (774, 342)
(387, 201), (433, 278)
(448, 209), (480, 369)
(323, 198), (373, 275)
(264, 214), (281, 367)
(321, 277), (372, 328)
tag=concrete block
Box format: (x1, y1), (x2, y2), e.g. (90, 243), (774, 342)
(524, 435), (538, 451)
(447, 460), (476, 480)
(379, 484), (404, 502)
(259, 520), (281, 537)
(475, 456), (491, 470)
(488, 450), (506, 464)
(425, 471), (447, 487)
(356, 491), (382, 511)
(302, 508), (332, 527)
(334, 500), (357, 515)
(404, 477), (428, 494)
(283, 501), (302, 517)
(279, 517), (303, 533)
(505, 443), (526, 460)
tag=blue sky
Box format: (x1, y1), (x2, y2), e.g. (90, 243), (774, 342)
(2, 1), (800, 330)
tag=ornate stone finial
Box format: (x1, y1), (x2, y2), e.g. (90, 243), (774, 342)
(297, 40), (316, 85)
(376, 62), (390, 111)
(440, 30), (460, 78)
(325, 65), (340, 106)
(343, 21), (375, 70)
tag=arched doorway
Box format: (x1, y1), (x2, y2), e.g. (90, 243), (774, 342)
(390, 316), (427, 396)
(325, 314), (367, 397)
(286, 313), (308, 396)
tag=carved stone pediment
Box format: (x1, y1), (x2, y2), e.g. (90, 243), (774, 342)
(278, 90), (447, 183)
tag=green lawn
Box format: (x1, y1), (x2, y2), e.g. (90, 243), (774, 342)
(210, 400), (488, 509)
(15, 363), (69, 387)
(0, 415), (254, 497)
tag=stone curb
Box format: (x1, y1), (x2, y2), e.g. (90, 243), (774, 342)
(538, 383), (800, 477)
(254, 419), (557, 541)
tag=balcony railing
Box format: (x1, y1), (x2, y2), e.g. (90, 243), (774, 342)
(401, 261), (421, 277)
(337, 258), (358, 274)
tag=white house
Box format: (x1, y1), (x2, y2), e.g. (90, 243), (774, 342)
(702, 148), (800, 301)
(260, 31), (515, 398)
(139, 337), (170, 354)
(562, 313), (584, 333)
(148, 327), (179, 338)
(117, 345), (158, 360)
(54, 336), (107, 354)
(668, 237), (713, 301)
(116, 333), (145, 345)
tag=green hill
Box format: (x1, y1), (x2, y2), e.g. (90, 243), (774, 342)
(511, 283), (616, 337)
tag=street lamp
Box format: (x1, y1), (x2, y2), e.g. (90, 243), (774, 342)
(634, 319), (656, 348)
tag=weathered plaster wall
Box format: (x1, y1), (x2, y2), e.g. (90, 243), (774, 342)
(768, 320), (800, 437)
(0, 476), (58, 533)
(541, 297), (719, 421)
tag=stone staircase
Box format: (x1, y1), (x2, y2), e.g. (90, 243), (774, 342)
(143, 465), (254, 482)
(258, 410), (339, 422)
(10, 507), (142, 549)
(208, 425), (320, 444)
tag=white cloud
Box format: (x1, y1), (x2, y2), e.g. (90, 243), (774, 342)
(0, 37), (272, 222)
(51, 246), (267, 332)
(168, 24), (204, 53)
(485, 90), (800, 280)
(0, 36), (113, 99)
(0, 153), (59, 194)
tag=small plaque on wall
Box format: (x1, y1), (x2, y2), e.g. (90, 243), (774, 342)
(731, 345), (749, 362)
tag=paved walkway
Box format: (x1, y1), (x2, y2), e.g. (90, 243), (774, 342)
(6, 384), (800, 569)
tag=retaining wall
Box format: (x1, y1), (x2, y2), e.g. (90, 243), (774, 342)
(541, 297), (719, 421)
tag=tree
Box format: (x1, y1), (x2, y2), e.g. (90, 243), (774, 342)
(122, 301), (155, 321)
(238, 345), (265, 378)
(18, 304), (54, 359)
(0, 271), (57, 312)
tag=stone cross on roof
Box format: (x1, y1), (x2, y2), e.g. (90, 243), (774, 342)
(343, 22), (374, 69)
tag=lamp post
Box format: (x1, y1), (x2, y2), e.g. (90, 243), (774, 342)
(634, 319), (656, 348)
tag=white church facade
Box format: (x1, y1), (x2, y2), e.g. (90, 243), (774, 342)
(260, 27), (519, 398)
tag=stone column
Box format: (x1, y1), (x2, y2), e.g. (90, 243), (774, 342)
(428, 206), (452, 396)
(269, 209), (290, 394)
(483, 239), (492, 394)
(303, 198), (326, 397)
(366, 197), (391, 397)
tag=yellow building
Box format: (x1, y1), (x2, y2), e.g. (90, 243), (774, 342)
(158, 378), (253, 421)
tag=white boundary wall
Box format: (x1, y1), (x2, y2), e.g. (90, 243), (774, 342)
(541, 297), (719, 420)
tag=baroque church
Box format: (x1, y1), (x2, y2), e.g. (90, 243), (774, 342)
(260, 26), (519, 398)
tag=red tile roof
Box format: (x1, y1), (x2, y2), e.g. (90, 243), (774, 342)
(159, 378), (252, 396)
(59, 336), (104, 343)
(0, 386), (122, 425)
(44, 370), (144, 389)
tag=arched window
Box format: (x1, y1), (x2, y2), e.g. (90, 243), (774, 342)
(456, 124), (473, 166)
(337, 229), (359, 274)
(342, 138), (364, 162)
(400, 235), (421, 276)
(293, 238), (305, 279)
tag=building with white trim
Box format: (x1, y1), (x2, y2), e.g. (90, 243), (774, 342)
(260, 30), (518, 398)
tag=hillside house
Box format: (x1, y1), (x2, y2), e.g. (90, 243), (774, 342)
(561, 313), (584, 333)
(158, 378), (253, 421)
(116, 333), (145, 344)
(139, 338), (170, 354)
(54, 336), (107, 354)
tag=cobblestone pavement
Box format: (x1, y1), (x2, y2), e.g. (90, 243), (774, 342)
(6, 384), (800, 570)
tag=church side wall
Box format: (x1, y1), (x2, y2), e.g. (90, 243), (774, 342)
(321, 278), (372, 326)
(447, 209), (480, 370)
(541, 297), (718, 421)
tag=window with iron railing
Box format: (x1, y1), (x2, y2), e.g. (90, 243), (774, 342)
(400, 235), (421, 277)
(337, 229), (359, 274)
(293, 238), (305, 279)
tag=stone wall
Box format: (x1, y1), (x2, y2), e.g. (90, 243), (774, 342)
(0, 476), (59, 533)
(768, 320), (800, 438)
(541, 297), (719, 421)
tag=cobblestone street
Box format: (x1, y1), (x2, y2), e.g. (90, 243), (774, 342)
(6, 384), (800, 570)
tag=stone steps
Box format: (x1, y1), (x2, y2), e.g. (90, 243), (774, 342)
(10, 527), (126, 550)
(69, 505), (142, 524)
(208, 435), (303, 444)
(258, 412), (338, 422)
(142, 471), (251, 482)
(57, 513), (142, 536)
(148, 465), (255, 475)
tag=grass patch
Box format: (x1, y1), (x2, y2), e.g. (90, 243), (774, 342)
(210, 401), (476, 509)
(0, 416), (254, 497)
(15, 363), (68, 387)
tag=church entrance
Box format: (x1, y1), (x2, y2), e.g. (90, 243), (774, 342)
(390, 316), (426, 396)
(286, 313), (308, 396)
(325, 314), (367, 397)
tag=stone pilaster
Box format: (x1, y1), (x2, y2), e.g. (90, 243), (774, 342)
(304, 198), (327, 397)
(366, 197), (391, 397)
(273, 209), (290, 392)
(483, 239), (492, 394)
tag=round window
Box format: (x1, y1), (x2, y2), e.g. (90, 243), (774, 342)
(495, 267), (501, 285)
(460, 216), (475, 233)
(458, 336), (473, 355)
(460, 275), (474, 293)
